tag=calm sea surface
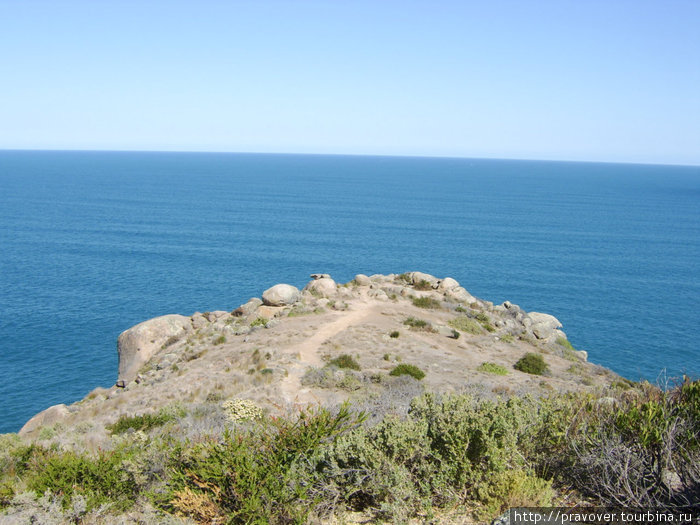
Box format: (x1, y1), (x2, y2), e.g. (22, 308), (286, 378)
(1, 151), (698, 433)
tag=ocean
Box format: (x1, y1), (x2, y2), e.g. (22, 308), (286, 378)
(0, 151), (698, 433)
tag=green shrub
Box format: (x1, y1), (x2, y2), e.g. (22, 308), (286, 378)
(555, 336), (573, 349)
(412, 296), (441, 309)
(448, 316), (482, 334)
(213, 335), (226, 345)
(329, 354), (361, 371)
(451, 329), (460, 339)
(514, 353), (548, 375)
(500, 334), (514, 343)
(25, 447), (138, 511)
(478, 362), (509, 376)
(403, 317), (433, 331)
(107, 408), (180, 434)
(168, 404), (365, 524)
(413, 279), (433, 291)
(250, 317), (268, 327)
(389, 330), (400, 338)
(389, 364), (425, 380)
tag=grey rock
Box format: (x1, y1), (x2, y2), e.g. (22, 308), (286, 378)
(19, 404), (70, 437)
(445, 286), (476, 304)
(117, 314), (191, 383)
(437, 277), (460, 291)
(191, 312), (208, 329)
(304, 277), (337, 297)
(232, 297), (263, 317)
(262, 284), (301, 306)
(410, 271), (438, 286)
(354, 274), (371, 286)
(528, 312), (563, 340)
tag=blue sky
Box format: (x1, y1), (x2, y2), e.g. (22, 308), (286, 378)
(1, 1), (699, 165)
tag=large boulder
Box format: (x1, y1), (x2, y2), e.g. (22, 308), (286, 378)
(232, 297), (263, 317)
(19, 403), (70, 437)
(445, 286), (476, 304)
(117, 314), (191, 383)
(527, 312), (563, 340)
(437, 277), (460, 291)
(410, 271), (438, 287)
(304, 277), (337, 297)
(262, 284), (301, 306)
(354, 274), (371, 286)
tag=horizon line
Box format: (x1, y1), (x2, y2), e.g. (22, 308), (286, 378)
(1, 147), (699, 169)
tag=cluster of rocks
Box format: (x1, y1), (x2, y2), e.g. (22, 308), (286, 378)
(114, 271), (583, 386)
(20, 270), (589, 437)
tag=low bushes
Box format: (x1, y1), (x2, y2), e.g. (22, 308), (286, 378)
(412, 296), (441, 309)
(2, 380), (697, 523)
(329, 354), (361, 370)
(478, 362), (509, 376)
(389, 364), (426, 380)
(514, 353), (548, 375)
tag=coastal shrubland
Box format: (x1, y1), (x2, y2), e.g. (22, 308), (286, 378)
(2, 380), (698, 523)
(6, 271), (693, 523)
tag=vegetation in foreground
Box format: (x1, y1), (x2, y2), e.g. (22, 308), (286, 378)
(0, 380), (698, 524)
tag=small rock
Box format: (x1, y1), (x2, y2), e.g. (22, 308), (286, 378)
(310, 273), (331, 280)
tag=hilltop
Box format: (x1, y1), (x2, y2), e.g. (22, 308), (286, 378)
(19, 271), (605, 443)
(3, 272), (697, 524)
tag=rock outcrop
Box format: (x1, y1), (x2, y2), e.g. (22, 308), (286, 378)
(19, 403), (70, 437)
(262, 284), (301, 306)
(304, 277), (337, 297)
(117, 314), (191, 383)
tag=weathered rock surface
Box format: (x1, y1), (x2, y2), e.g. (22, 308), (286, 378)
(117, 314), (191, 383)
(233, 297), (263, 317)
(304, 277), (337, 297)
(354, 274), (371, 286)
(262, 284), (301, 306)
(19, 403), (70, 437)
(527, 312), (563, 340)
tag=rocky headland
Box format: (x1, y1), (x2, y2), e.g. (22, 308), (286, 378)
(4, 272), (696, 524)
(19, 271), (602, 442)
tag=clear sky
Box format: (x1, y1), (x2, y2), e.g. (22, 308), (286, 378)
(1, 0), (699, 165)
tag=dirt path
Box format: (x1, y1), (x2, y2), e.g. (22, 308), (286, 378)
(279, 305), (377, 406)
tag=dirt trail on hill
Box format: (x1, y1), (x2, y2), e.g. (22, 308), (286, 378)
(279, 305), (377, 405)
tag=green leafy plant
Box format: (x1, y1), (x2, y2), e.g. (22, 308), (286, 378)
(389, 364), (425, 380)
(403, 317), (433, 331)
(329, 354), (361, 371)
(412, 296), (441, 309)
(514, 353), (548, 376)
(478, 362), (509, 376)
(448, 316), (482, 334)
(389, 330), (400, 338)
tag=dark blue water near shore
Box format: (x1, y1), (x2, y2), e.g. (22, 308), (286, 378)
(1, 151), (698, 433)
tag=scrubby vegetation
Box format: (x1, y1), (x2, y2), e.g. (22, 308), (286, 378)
(2, 380), (698, 523)
(403, 317), (433, 331)
(329, 354), (361, 371)
(478, 362), (509, 376)
(514, 352), (549, 375)
(448, 316), (482, 334)
(411, 296), (442, 309)
(389, 363), (426, 380)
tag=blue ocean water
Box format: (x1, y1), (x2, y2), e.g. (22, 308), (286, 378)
(0, 151), (698, 433)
